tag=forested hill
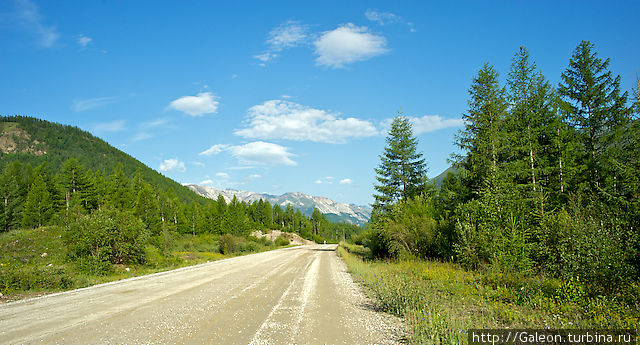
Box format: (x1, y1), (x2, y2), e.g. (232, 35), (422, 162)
(0, 115), (203, 204)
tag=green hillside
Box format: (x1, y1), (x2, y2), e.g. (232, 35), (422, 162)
(0, 115), (203, 204)
(431, 166), (459, 188)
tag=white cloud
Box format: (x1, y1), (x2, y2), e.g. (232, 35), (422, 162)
(159, 158), (186, 173)
(216, 172), (230, 179)
(339, 178), (353, 185)
(313, 23), (388, 68)
(255, 21), (308, 64)
(199, 144), (230, 156)
(228, 141), (297, 166)
(132, 132), (152, 142)
(169, 92), (219, 116)
(235, 100), (378, 143)
(315, 179), (323, 184)
(380, 115), (464, 135)
(254, 52), (278, 62)
(200, 179), (214, 185)
(72, 96), (116, 112)
(93, 120), (125, 133)
(267, 20), (308, 50)
(192, 161), (205, 167)
(365, 10), (400, 25)
(15, 0), (59, 48)
(411, 115), (465, 134)
(141, 117), (170, 129)
(77, 35), (92, 48)
(247, 174), (262, 180)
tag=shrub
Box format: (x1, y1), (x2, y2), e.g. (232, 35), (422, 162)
(274, 236), (290, 247)
(64, 209), (149, 272)
(218, 234), (237, 254)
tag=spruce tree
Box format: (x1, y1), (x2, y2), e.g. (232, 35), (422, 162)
(558, 40), (630, 194)
(455, 63), (508, 195)
(373, 114), (427, 214)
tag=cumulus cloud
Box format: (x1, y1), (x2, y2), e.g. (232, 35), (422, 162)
(200, 179), (214, 185)
(199, 144), (230, 156)
(365, 10), (400, 25)
(313, 23), (388, 68)
(77, 35), (92, 48)
(93, 120), (126, 133)
(339, 178), (353, 185)
(159, 158), (186, 173)
(14, 0), (59, 48)
(72, 96), (116, 112)
(228, 141), (297, 166)
(315, 176), (335, 185)
(380, 115), (464, 135)
(169, 92), (219, 116)
(235, 100), (378, 143)
(410, 115), (465, 134)
(255, 21), (308, 64)
(199, 141), (296, 166)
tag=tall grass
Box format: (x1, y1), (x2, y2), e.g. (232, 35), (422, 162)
(0, 226), (291, 300)
(338, 243), (639, 345)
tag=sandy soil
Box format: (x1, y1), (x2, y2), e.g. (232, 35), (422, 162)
(0, 244), (405, 344)
(250, 230), (316, 246)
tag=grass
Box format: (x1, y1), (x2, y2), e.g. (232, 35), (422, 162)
(338, 243), (639, 345)
(0, 226), (291, 302)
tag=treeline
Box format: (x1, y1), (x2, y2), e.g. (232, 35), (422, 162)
(0, 116), (202, 204)
(1, 158), (361, 260)
(367, 41), (640, 296)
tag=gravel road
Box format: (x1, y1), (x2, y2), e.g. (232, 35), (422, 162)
(0, 244), (404, 344)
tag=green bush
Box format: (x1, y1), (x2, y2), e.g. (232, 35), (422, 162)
(218, 234), (237, 254)
(274, 236), (290, 246)
(64, 209), (149, 272)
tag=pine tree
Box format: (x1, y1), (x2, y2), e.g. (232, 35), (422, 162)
(373, 114), (427, 213)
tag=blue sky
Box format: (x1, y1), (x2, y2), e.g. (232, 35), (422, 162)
(1, 0), (639, 206)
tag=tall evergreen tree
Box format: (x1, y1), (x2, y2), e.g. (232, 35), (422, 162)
(455, 63), (508, 195)
(22, 173), (51, 228)
(558, 40), (630, 194)
(0, 161), (25, 231)
(505, 47), (559, 213)
(373, 114), (427, 213)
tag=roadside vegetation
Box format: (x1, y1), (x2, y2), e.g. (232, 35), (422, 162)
(339, 243), (638, 345)
(0, 222), (291, 301)
(351, 41), (640, 344)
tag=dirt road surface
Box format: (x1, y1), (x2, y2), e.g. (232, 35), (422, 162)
(0, 244), (404, 344)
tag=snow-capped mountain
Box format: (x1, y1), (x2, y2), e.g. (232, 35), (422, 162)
(187, 185), (371, 225)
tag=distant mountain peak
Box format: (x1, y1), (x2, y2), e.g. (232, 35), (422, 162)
(187, 185), (371, 225)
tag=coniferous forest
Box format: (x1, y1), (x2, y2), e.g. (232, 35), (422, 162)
(0, 116), (361, 296)
(340, 41), (639, 339)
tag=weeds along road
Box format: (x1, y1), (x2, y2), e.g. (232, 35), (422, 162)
(0, 244), (404, 345)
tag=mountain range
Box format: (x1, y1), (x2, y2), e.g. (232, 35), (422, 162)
(187, 185), (372, 225)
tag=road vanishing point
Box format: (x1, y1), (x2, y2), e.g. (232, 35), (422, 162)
(0, 244), (404, 344)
